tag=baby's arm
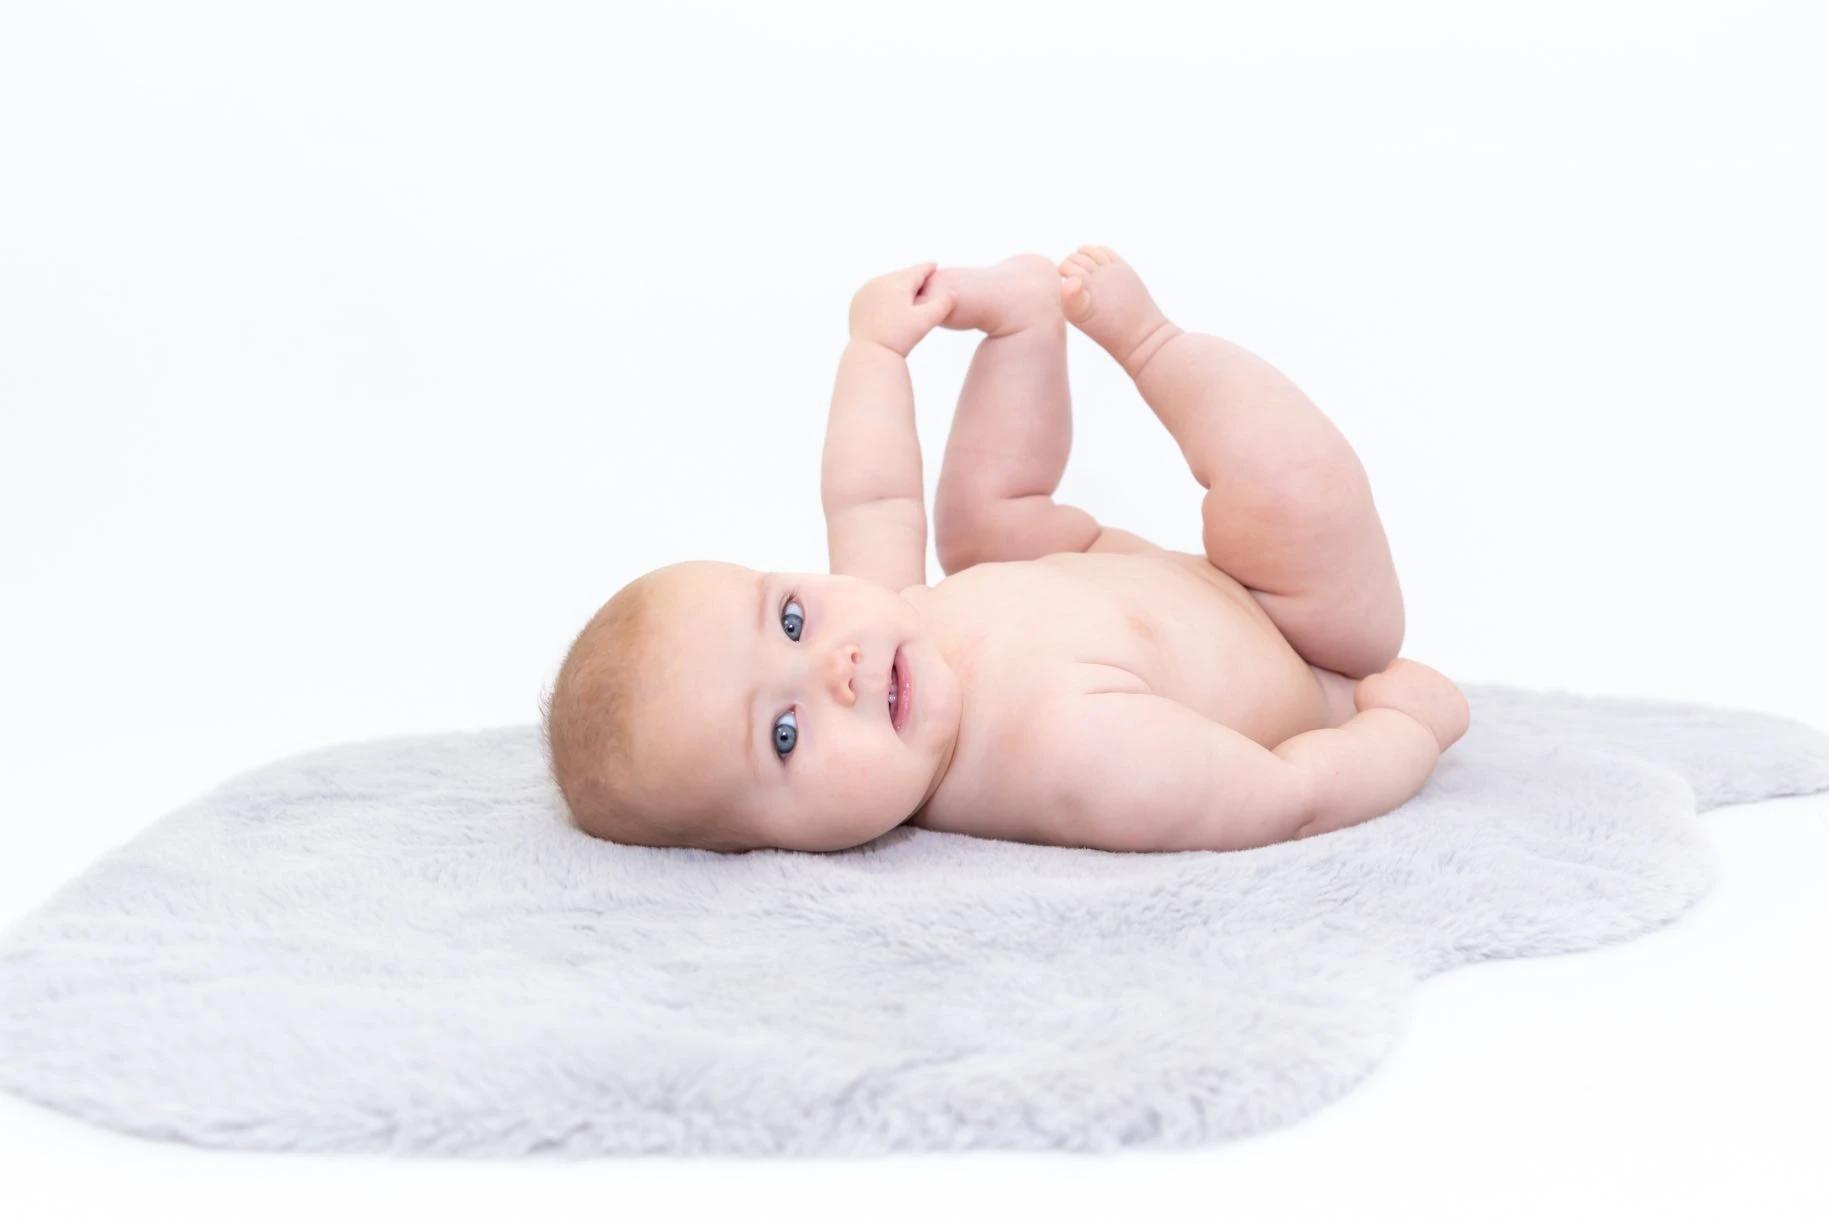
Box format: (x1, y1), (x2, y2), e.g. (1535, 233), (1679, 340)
(1016, 660), (1467, 852)
(1288, 658), (1470, 839)
(1275, 709), (1443, 841)
(821, 264), (954, 592)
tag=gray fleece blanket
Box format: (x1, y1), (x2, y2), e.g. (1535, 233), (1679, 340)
(1, 684), (1825, 1157)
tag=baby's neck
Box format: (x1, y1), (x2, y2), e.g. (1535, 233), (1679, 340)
(902, 585), (977, 818)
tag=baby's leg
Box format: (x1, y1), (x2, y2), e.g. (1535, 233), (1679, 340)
(1059, 245), (1403, 679)
(928, 255), (1103, 574)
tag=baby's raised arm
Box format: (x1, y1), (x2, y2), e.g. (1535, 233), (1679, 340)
(820, 263), (955, 593)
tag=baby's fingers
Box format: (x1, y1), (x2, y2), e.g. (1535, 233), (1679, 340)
(921, 289), (956, 324)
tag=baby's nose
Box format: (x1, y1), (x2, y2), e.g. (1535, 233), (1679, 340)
(822, 644), (861, 706)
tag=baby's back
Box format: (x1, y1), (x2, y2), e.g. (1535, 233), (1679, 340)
(910, 549), (1358, 842)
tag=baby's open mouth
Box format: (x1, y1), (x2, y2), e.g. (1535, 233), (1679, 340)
(888, 646), (911, 734)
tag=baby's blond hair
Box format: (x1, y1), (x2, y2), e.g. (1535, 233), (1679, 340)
(541, 571), (751, 852)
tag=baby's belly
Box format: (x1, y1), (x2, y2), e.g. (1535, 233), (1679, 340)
(1039, 550), (1347, 747)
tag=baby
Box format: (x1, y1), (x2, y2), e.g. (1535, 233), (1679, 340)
(542, 247), (1470, 854)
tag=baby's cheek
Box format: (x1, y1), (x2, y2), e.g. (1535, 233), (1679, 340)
(821, 757), (890, 811)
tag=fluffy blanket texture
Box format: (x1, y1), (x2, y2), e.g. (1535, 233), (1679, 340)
(1, 685), (1825, 1157)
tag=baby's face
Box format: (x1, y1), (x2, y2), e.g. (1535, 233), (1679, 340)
(636, 561), (960, 852)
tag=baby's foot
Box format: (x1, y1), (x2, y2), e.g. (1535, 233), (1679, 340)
(1057, 245), (1175, 375)
(926, 254), (1063, 338)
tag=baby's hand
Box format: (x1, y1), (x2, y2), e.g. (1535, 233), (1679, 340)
(848, 262), (956, 357)
(1354, 658), (1472, 751)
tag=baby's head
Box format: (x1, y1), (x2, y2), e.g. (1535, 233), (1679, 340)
(542, 560), (959, 853)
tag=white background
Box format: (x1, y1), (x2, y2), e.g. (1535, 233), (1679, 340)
(2, 1), (1825, 1216)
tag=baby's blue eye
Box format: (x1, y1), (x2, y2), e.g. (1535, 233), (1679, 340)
(780, 597), (804, 642)
(772, 709), (797, 759)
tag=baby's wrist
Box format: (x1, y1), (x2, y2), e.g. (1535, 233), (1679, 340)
(847, 332), (906, 358)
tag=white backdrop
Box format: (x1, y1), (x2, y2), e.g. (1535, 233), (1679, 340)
(2, 2), (1825, 1217)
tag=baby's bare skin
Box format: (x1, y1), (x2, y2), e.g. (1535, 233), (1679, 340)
(903, 549), (1355, 845)
(907, 249), (1468, 850)
(606, 250), (1467, 855)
